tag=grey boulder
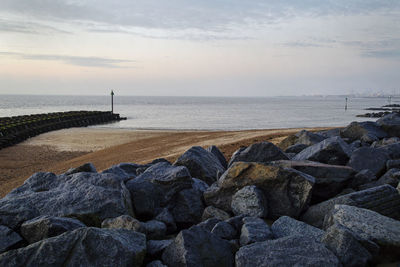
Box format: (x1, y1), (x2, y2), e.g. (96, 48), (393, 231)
(240, 217), (273, 246)
(101, 214), (141, 231)
(295, 130), (326, 146)
(206, 145), (227, 169)
(347, 147), (389, 176)
(201, 206), (231, 221)
(231, 185), (268, 218)
(284, 143), (308, 154)
(0, 227), (146, 267)
(170, 188), (204, 227)
(293, 136), (352, 165)
(377, 113), (400, 137)
(141, 220), (167, 240)
(211, 221), (237, 240)
(146, 239), (174, 258)
(228, 142), (288, 166)
(65, 162), (97, 175)
(162, 225), (234, 267)
(340, 121), (387, 143)
(21, 215), (86, 244)
(235, 235), (340, 267)
(0, 225), (24, 254)
(174, 146), (225, 185)
(271, 216), (325, 241)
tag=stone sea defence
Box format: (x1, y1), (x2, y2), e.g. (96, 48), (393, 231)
(0, 113), (400, 266)
(0, 111), (126, 149)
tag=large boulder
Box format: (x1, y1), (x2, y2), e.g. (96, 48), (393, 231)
(271, 216), (325, 241)
(201, 206), (231, 221)
(231, 185), (268, 218)
(271, 160), (355, 202)
(206, 145), (227, 169)
(324, 205), (400, 262)
(377, 113), (400, 137)
(0, 228), (146, 267)
(170, 188), (204, 227)
(340, 121), (387, 143)
(228, 142), (288, 166)
(211, 221), (237, 240)
(20, 215), (86, 244)
(126, 162), (192, 219)
(65, 162), (97, 175)
(235, 235), (340, 267)
(347, 147), (390, 176)
(0, 172), (134, 229)
(295, 130), (326, 146)
(101, 214), (141, 231)
(301, 184), (400, 228)
(162, 225), (234, 267)
(0, 225), (24, 254)
(204, 162), (315, 219)
(378, 143), (400, 159)
(174, 146), (225, 185)
(293, 136), (352, 165)
(240, 217), (273, 246)
(141, 220), (167, 240)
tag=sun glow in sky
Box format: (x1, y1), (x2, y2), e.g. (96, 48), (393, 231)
(0, 0), (399, 96)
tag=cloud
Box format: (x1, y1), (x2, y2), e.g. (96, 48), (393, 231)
(362, 50), (400, 59)
(0, 51), (134, 68)
(282, 41), (327, 48)
(0, 18), (70, 34)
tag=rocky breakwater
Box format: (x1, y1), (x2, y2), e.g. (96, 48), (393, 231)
(1, 113), (400, 266)
(0, 111), (126, 150)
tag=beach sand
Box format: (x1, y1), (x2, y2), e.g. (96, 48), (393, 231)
(0, 126), (332, 198)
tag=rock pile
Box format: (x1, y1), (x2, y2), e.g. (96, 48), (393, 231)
(1, 113), (400, 266)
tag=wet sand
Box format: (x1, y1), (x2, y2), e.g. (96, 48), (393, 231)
(0, 126), (332, 198)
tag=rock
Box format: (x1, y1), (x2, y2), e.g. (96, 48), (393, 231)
(211, 221), (237, 240)
(201, 206), (231, 221)
(340, 121), (387, 143)
(322, 223), (372, 267)
(206, 145), (227, 169)
(115, 162), (142, 176)
(317, 128), (341, 138)
(146, 260), (167, 267)
(21, 215), (86, 244)
(387, 159), (400, 170)
(162, 225), (234, 267)
(324, 205), (400, 262)
(350, 169), (377, 189)
(377, 113), (400, 137)
(240, 217), (273, 246)
(197, 218), (221, 232)
(155, 208), (177, 234)
(147, 239), (174, 258)
(271, 216), (324, 241)
(0, 225), (23, 254)
(235, 235), (340, 267)
(0, 172), (134, 229)
(293, 136), (352, 165)
(101, 215), (141, 231)
(375, 168), (400, 188)
(295, 130), (326, 146)
(191, 178), (209, 194)
(271, 160), (355, 202)
(225, 215), (246, 233)
(228, 142), (288, 166)
(371, 137), (400, 147)
(174, 146), (225, 185)
(231, 185), (268, 218)
(126, 162), (192, 219)
(170, 189), (204, 227)
(378, 143), (400, 159)
(301, 184), (400, 228)
(347, 147), (389, 176)
(349, 140), (362, 151)
(0, 228), (146, 267)
(141, 220), (167, 240)
(278, 134), (298, 150)
(204, 162), (315, 219)
(102, 165), (132, 181)
(284, 143), (308, 154)
(65, 162), (97, 175)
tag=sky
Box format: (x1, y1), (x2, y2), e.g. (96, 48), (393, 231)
(0, 0), (399, 96)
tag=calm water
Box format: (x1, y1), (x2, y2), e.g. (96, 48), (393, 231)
(0, 95), (397, 130)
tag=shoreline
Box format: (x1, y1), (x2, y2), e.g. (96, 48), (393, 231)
(0, 126), (335, 198)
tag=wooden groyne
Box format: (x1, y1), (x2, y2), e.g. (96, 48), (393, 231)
(0, 111), (126, 149)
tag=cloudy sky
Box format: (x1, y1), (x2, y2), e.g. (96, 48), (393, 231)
(0, 0), (399, 96)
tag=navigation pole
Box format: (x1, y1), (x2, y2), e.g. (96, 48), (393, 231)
(111, 90), (114, 114)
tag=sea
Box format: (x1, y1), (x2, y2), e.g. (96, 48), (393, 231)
(0, 95), (398, 131)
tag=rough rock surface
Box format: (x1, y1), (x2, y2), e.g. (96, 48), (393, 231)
(350, 169), (377, 189)
(21, 215), (86, 244)
(201, 206), (231, 221)
(0, 228), (146, 267)
(162, 225), (234, 267)
(197, 218), (221, 232)
(301, 184), (400, 228)
(65, 162), (97, 175)
(231, 185), (268, 218)
(377, 113), (400, 137)
(295, 130), (326, 146)
(211, 221), (237, 240)
(146, 239), (174, 258)
(284, 143), (308, 154)
(340, 121), (387, 143)
(174, 146), (225, 185)
(102, 165), (133, 181)
(387, 159), (400, 170)
(170, 188), (204, 227)
(204, 162), (315, 219)
(155, 208), (177, 234)
(101, 214), (141, 231)
(347, 147), (389, 176)
(271, 216), (324, 241)
(235, 235), (340, 267)
(0, 225), (23, 254)
(378, 143), (400, 160)
(228, 142), (288, 166)
(126, 162), (192, 219)
(141, 220), (167, 240)
(240, 217), (273, 246)
(206, 145), (228, 169)
(0, 172), (134, 229)
(293, 136), (352, 165)
(324, 204), (400, 262)
(146, 260), (167, 267)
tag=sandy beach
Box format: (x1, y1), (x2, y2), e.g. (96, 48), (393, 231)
(0, 126), (332, 198)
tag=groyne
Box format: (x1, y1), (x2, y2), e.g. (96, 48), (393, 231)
(0, 111), (126, 149)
